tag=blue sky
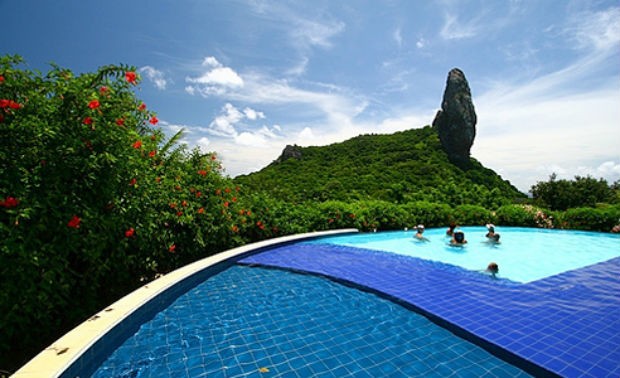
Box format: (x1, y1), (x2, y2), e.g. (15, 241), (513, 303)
(3, 0), (619, 192)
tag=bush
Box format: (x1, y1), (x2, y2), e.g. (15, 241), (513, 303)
(0, 56), (239, 371)
(560, 206), (620, 232)
(450, 204), (493, 226)
(401, 201), (451, 228)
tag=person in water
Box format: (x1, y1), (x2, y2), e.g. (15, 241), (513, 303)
(485, 224), (496, 238)
(414, 224), (429, 242)
(446, 222), (457, 237)
(450, 230), (467, 246)
(486, 262), (499, 278)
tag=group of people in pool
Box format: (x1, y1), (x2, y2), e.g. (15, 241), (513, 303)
(413, 222), (501, 278)
(413, 222), (501, 245)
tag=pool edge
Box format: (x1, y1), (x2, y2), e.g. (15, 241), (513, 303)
(11, 229), (358, 378)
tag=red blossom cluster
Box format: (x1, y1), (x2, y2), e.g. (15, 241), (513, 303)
(0, 196), (19, 208)
(125, 71), (137, 85)
(0, 99), (22, 109)
(88, 100), (100, 109)
(67, 215), (81, 229)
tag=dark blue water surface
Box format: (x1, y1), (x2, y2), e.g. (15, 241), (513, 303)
(241, 241), (620, 378)
(92, 265), (530, 377)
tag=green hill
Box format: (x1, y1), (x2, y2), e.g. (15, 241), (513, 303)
(234, 126), (525, 208)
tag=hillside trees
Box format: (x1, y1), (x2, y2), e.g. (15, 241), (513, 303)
(234, 127), (525, 206)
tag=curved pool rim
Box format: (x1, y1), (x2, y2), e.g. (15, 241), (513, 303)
(12, 229), (358, 378)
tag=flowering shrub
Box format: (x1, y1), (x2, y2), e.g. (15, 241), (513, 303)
(0, 55), (240, 370)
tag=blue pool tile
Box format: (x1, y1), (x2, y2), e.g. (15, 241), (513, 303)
(240, 243), (620, 377)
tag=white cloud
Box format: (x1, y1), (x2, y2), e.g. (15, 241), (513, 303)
(566, 6), (620, 52)
(393, 27), (403, 47)
(196, 137), (210, 150)
(209, 103), (244, 137)
(416, 38), (426, 49)
(243, 107), (265, 120)
(186, 57), (244, 96)
(292, 18), (345, 49)
(139, 66), (167, 90)
(473, 86), (620, 191)
(440, 13), (479, 40)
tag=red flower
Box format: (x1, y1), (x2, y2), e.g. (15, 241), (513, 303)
(231, 225), (239, 233)
(232, 197), (237, 202)
(197, 170), (207, 176)
(129, 178), (137, 186)
(181, 200), (188, 207)
(116, 118), (125, 126)
(197, 207), (205, 214)
(99, 86), (108, 94)
(169, 203), (177, 209)
(176, 211), (183, 217)
(132, 140), (142, 149)
(168, 243), (176, 253)
(0, 99), (9, 108)
(148, 150), (156, 158)
(223, 201), (229, 208)
(8, 100), (22, 109)
(138, 103), (146, 111)
(215, 189), (222, 195)
(88, 100), (100, 109)
(195, 191), (202, 198)
(149, 116), (158, 125)
(125, 227), (135, 238)
(211, 154), (217, 160)
(83, 117), (93, 125)
(67, 215), (81, 228)
(1, 196), (19, 208)
(0, 75), (4, 83)
(125, 71), (137, 84)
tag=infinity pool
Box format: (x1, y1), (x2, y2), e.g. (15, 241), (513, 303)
(306, 227), (620, 283)
(64, 228), (620, 377)
(92, 265), (530, 377)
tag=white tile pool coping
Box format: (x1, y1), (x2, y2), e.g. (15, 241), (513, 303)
(13, 229), (358, 378)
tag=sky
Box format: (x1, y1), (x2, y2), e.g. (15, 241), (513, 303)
(2, 0), (619, 192)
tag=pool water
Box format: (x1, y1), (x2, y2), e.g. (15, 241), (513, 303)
(92, 265), (530, 377)
(306, 227), (620, 283)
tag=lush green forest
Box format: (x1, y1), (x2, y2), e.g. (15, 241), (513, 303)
(1, 56), (619, 374)
(234, 126), (525, 207)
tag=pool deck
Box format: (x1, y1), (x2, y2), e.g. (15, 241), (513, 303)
(240, 242), (620, 378)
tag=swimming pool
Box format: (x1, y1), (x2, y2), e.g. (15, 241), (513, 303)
(14, 228), (620, 377)
(306, 227), (620, 283)
(92, 265), (531, 377)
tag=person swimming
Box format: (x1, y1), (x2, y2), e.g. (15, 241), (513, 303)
(446, 222), (457, 237)
(450, 230), (467, 246)
(414, 224), (429, 242)
(486, 262), (499, 278)
(485, 224), (496, 238)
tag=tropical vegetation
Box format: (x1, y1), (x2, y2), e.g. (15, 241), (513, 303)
(1, 55), (618, 373)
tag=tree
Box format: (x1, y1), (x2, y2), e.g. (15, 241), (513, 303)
(530, 173), (615, 210)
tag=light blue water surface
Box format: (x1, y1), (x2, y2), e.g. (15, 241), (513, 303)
(306, 227), (620, 283)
